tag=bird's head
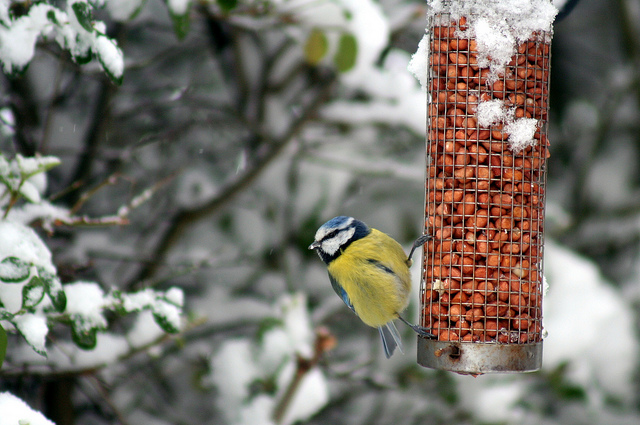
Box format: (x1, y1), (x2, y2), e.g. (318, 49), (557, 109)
(309, 216), (371, 264)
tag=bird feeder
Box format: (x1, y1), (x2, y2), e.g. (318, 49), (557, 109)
(418, 1), (554, 374)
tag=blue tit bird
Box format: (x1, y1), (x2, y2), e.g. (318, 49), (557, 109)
(309, 216), (434, 358)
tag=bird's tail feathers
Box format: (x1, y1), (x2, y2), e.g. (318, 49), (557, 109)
(378, 321), (404, 359)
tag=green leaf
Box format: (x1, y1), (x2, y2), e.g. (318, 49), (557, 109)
(71, 2), (93, 32)
(217, 0), (238, 13)
(71, 325), (98, 350)
(0, 257), (31, 283)
(165, 1), (192, 41)
(22, 276), (45, 309)
(47, 10), (59, 25)
(0, 324), (6, 369)
(39, 270), (66, 313)
(304, 28), (329, 66)
(334, 32), (358, 73)
(72, 1), (94, 32)
(73, 47), (93, 65)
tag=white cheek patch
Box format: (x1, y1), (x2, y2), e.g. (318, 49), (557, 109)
(321, 227), (355, 255)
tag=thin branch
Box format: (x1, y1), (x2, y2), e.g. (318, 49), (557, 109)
(129, 70), (336, 287)
(272, 327), (336, 424)
(62, 77), (116, 206)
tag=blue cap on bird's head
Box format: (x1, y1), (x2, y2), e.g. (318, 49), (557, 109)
(309, 216), (371, 264)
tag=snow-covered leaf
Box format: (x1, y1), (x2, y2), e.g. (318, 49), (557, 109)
(71, 1), (94, 32)
(38, 270), (66, 313)
(71, 324), (98, 350)
(22, 276), (45, 309)
(334, 32), (357, 72)
(13, 313), (48, 356)
(0, 257), (30, 283)
(64, 282), (109, 331)
(16, 154), (61, 178)
(19, 181), (41, 203)
(152, 299), (181, 334)
(46, 9), (60, 25)
(95, 35), (124, 85)
(304, 28), (328, 66)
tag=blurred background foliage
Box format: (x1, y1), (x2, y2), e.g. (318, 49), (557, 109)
(1, 0), (640, 424)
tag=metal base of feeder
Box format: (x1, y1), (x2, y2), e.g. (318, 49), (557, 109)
(417, 338), (542, 375)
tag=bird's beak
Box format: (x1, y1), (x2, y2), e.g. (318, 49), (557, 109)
(309, 241), (320, 250)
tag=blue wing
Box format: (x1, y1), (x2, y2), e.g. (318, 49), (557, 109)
(328, 272), (355, 313)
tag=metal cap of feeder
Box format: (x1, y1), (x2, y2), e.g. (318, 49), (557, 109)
(419, 4), (553, 374)
(418, 339), (542, 375)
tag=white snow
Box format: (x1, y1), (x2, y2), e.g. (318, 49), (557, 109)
(120, 287), (184, 332)
(210, 339), (259, 424)
(0, 392), (55, 425)
(0, 1), (124, 80)
(15, 154), (60, 177)
(126, 310), (166, 348)
(475, 99), (539, 152)
(13, 313), (49, 354)
(322, 49), (426, 135)
(63, 281), (109, 330)
(476, 99), (507, 127)
(95, 35), (124, 79)
(122, 288), (156, 312)
(279, 293), (314, 358)
(152, 298), (182, 331)
(407, 34), (430, 91)
(277, 366), (329, 425)
(456, 240), (639, 422)
(504, 117), (538, 152)
(71, 332), (130, 367)
(0, 4), (54, 73)
(207, 293), (329, 425)
(0, 221), (56, 273)
(165, 287), (184, 307)
(339, 0), (390, 83)
(543, 242), (638, 399)
(5, 201), (70, 229)
(408, 0), (557, 152)
(0, 222), (55, 313)
(168, 0), (192, 16)
(427, 0), (557, 77)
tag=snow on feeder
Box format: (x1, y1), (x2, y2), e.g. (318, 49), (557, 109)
(415, 0), (557, 374)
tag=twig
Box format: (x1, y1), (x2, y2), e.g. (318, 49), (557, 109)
(272, 327), (336, 424)
(129, 69), (336, 288)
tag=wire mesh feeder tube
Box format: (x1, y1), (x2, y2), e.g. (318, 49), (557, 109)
(418, 9), (552, 374)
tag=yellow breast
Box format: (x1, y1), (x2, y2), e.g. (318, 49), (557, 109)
(328, 229), (411, 327)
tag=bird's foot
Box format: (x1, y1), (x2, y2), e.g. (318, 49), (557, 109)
(398, 316), (436, 339)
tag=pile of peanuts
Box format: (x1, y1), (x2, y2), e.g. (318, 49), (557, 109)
(421, 17), (550, 344)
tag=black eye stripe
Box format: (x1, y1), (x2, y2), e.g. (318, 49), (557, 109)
(321, 228), (344, 242)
